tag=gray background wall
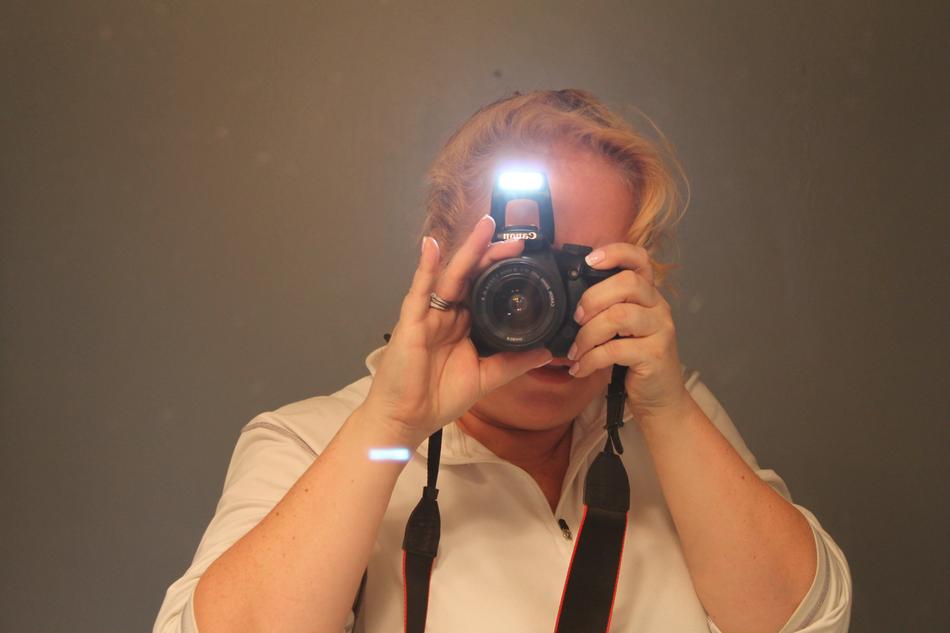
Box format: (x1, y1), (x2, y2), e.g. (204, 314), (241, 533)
(2, 2), (947, 631)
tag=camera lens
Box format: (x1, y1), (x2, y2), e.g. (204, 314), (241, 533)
(470, 258), (565, 351)
(491, 279), (543, 334)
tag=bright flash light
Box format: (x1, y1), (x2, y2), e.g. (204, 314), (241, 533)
(369, 447), (411, 462)
(498, 171), (544, 191)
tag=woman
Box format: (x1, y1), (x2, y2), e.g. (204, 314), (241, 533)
(154, 90), (851, 633)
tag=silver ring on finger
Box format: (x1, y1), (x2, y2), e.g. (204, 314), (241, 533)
(429, 292), (455, 311)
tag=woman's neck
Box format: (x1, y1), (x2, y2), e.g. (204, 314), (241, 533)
(456, 409), (573, 476)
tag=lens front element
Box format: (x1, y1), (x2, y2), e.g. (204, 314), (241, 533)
(491, 278), (544, 334)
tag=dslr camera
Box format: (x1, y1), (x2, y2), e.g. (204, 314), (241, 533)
(469, 171), (621, 357)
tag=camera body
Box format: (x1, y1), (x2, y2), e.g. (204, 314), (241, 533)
(469, 171), (620, 357)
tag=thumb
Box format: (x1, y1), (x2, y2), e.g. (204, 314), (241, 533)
(478, 348), (553, 394)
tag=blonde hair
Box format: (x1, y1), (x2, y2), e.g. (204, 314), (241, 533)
(420, 89), (689, 295)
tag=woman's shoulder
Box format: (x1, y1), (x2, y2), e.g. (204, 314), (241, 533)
(678, 363), (775, 483)
(240, 373), (373, 457)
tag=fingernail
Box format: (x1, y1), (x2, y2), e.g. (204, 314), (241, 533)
(585, 249), (605, 266)
(534, 351), (554, 367)
(567, 343), (577, 361)
(573, 305), (585, 323)
(568, 363), (579, 376)
(421, 236), (429, 255)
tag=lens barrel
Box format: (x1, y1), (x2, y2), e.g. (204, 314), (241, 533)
(470, 257), (566, 352)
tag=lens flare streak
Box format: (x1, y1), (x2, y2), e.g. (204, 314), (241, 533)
(368, 447), (412, 462)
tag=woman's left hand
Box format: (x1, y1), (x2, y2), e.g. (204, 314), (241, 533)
(567, 242), (692, 422)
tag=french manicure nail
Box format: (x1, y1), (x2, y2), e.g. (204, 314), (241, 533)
(421, 236), (429, 255)
(534, 352), (554, 368)
(567, 343), (577, 361)
(568, 363), (579, 376)
(585, 249), (605, 266)
(573, 305), (585, 323)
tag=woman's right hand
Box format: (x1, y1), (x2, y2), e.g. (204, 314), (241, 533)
(362, 214), (554, 446)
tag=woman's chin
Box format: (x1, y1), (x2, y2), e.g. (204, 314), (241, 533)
(524, 363), (576, 384)
(475, 368), (608, 429)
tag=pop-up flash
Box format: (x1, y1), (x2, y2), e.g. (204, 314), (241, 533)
(497, 170), (544, 192)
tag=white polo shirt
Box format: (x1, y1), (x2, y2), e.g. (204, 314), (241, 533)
(154, 346), (852, 632)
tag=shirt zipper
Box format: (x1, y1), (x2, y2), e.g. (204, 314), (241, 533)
(557, 518), (573, 541)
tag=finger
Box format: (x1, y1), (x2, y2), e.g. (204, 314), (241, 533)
(474, 238), (525, 274)
(400, 235), (441, 323)
(584, 242), (655, 286)
(432, 305), (470, 347)
(570, 337), (647, 378)
(478, 348), (553, 394)
(573, 269), (659, 326)
(568, 303), (660, 361)
(455, 239), (523, 310)
(434, 214), (496, 302)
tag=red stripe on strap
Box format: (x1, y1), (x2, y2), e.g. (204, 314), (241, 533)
(552, 504), (590, 632)
(402, 550), (408, 633)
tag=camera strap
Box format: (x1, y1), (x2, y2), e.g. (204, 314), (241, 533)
(553, 364), (630, 632)
(401, 426), (442, 633)
(401, 365), (630, 633)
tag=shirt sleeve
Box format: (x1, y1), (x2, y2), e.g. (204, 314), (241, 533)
(684, 373), (853, 633)
(151, 418), (319, 633)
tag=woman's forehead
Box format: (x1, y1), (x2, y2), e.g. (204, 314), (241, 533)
(488, 147), (636, 249)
